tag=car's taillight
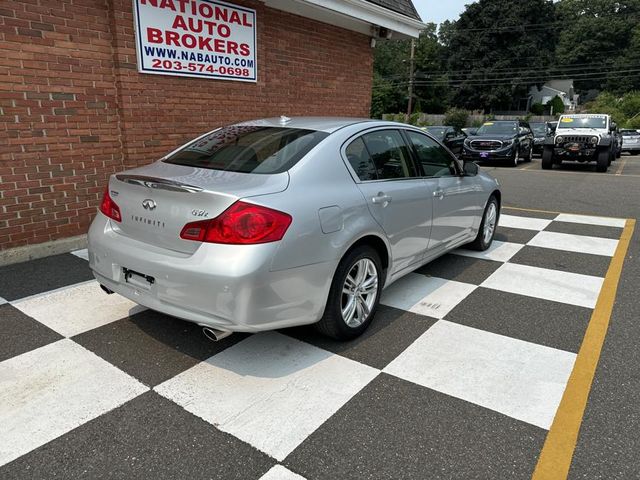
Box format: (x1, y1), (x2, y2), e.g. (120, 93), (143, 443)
(180, 201), (292, 245)
(99, 186), (122, 222)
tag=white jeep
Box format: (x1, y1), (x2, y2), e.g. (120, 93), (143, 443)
(542, 114), (616, 173)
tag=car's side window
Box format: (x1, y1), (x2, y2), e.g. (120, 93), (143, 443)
(345, 137), (378, 181)
(361, 130), (417, 180)
(406, 131), (457, 178)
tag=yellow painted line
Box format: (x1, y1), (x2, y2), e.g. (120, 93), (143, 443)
(532, 218), (636, 480)
(503, 205), (627, 221)
(615, 157), (628, 176)
(520, 162), (538, 171)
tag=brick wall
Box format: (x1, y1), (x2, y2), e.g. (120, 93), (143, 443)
(0, 0), (373, 250)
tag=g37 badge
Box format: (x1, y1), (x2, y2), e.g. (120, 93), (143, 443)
(191, 209), (209, 217)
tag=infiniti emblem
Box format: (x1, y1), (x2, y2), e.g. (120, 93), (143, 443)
(142, 199), (156, 211)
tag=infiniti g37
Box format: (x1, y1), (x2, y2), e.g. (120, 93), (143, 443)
(89, 118), (501, 340)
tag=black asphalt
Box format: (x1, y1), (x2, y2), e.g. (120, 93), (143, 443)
(487, 154), (640, 478)
(0, 154), (638, 479)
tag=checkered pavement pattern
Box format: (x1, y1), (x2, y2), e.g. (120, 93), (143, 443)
(0, 210), (626, 479)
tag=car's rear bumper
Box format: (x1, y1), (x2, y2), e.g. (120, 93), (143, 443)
(622, 144), (640, 152)
(88, 215), (335, 332)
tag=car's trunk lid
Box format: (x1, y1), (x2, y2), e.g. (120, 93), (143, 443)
(108, 161), (289, 254)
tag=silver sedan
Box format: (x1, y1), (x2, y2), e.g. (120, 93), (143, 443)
(88, 117), (501, 340)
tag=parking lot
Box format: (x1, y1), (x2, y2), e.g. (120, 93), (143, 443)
(0, 155), (638, 480)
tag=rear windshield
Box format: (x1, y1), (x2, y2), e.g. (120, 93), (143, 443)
(621, 130), (639, 136)
(164, 126), (329, 174)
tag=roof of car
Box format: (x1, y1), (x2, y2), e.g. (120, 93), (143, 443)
(234, 117), (386, 133)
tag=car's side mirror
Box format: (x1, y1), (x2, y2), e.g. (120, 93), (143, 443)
(463, 161), (478, 176)
(445, 132), (455, 140)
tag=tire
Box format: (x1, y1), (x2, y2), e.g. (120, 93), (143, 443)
(541, 147), (554, 170)
(316, 245), (383, 340)
(525, 145), (533, 162)
(467, 195), (499, 251)
(510, 147), (520, 167)
(596, 149), (609, 173)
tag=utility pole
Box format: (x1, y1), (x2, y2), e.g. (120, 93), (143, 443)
(407, 38), (415, 116)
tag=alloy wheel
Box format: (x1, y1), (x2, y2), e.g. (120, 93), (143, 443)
(341, 258), (378, 328)
(483, 202), (497, 245)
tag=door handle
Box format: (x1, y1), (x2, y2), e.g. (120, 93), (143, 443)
(433, 189), (445, 199)
(372, 193), (392, 205)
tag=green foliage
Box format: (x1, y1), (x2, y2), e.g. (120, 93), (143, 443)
(443, 0), (557, 111)
(546, 96), (565, 115)
(373, 0), (640, 117)
(409, 112), (421, 126)
(530, 103), (545, 115)
(584, 91), (640, 127)
(555, 0), (640, 93)
(372, 24), (450, 118)
(444, 108), (470, 129)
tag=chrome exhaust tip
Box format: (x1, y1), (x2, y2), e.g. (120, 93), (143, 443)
(100, 284), (114, 295)
(202, 327), (232, 342)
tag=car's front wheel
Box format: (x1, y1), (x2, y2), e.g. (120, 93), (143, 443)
(510, 148), (520, 167)
(541, 147), (554, 169)
(316, 245), (383, 340)
(596, 149), (610, 172)
(467, 195), (499, 251)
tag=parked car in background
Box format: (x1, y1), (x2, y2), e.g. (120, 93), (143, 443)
(89, 117), (502, 341)
(614, 128), (623, 159)
(529, 122), (550, 156)
(422, 125), (467, 156)
(542, 114), (615, 172)
(621, 129), (640, 155)
(461, 120), (534, 166)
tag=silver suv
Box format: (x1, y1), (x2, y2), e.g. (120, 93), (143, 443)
(542, 114), (616, 172)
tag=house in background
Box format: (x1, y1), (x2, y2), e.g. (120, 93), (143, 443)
(528, 79), (580, 111)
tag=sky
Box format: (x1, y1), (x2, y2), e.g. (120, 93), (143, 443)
(413, 0), (475, 25)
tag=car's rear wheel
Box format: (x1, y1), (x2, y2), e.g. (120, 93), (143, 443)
(541, 147), (554, 169)
(467, 195), (499, 251)
(316, 245), (383, 340)
(596, 149), (609, 172)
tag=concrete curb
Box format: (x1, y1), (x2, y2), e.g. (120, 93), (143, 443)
(0, 235), (88, 267)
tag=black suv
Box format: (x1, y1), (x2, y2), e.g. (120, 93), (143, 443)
(462, 120), (534, 167)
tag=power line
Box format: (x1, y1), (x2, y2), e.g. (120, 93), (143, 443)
(373, 72), (640, 90)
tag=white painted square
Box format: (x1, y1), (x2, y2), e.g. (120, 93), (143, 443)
(384, 321), (576, 430)
(455, 241), (525, 262)
(381, 274), (476, 319)
(259, 465), (307, 480)
(528, 231), (618, 257)
(499, 214), (553, 231)
(71, 248), (89, 261)
(155, 332), (378, 461)
(12, 281), (145, 337)
(555, 213), (626, 228)
(0, 339), (148, 466)
(481, 263), (604, 308)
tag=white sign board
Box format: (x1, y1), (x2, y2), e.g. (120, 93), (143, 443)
(133, 0), (257, 82)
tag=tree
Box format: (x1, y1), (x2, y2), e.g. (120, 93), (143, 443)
(442, 0), (557, 112)
(555, 0), (640, 93)
(371, 24), (450, 117)
(444, 108), (470, 129)
(546, 95), (565, 115)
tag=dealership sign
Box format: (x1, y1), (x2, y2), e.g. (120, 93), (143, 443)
(133, 0), (257, 82)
